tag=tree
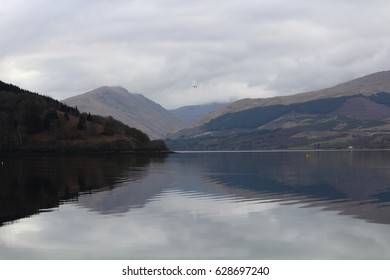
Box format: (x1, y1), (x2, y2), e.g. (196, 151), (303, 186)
(43, 110), (59, 130)
(77, 114), (86, 130)
(101, 116), (115, 136)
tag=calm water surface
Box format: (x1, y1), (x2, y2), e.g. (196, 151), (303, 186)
(1, 151), (390, 259)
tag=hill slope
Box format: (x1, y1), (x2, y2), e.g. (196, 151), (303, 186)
(62, 86), (184, 139)
(195, 70), (390, 125)
(0, 81), (168, 153)
(167, 71), (390, 150)
(169, 102), (228, 124)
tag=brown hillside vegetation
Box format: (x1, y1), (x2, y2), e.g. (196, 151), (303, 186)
(332, 97), (390, 120)
(0, 81), (169, 153)
(167, 70), (390, 150)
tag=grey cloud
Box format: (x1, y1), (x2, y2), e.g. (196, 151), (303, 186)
(1, 0), (390, 108)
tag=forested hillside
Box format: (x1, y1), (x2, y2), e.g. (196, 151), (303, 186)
(0, 81), (168, 153)
(62, 86), (184, 139)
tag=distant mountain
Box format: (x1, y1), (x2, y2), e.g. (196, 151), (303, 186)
(167, 70), (390, 150)
(62, 86), (184, 139)
(0, 81), (168, 153)
(169, 102), (228, 123)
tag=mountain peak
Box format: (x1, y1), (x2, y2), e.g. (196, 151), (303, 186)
(62, 86), (184, 139)
(86, 85), (131, 96)
(0, 80), (169, 153)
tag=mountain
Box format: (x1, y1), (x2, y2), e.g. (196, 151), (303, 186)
(62, 86), (184, 139)
(0, 81), (168, 153)
(169, 102), (228, 124)
(167, 70), (390, 150)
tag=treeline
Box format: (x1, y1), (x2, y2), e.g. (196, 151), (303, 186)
(0, 82), (78, 134)
(0, 81), (168, 153)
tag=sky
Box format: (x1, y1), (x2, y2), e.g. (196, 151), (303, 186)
(1, 0), (390, 109)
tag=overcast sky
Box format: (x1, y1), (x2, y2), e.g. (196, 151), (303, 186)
(1, 0), (390, 109)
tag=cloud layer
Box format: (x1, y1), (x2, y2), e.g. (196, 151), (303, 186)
(1, 0), (390, 108)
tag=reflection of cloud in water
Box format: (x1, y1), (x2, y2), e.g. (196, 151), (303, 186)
(1, 190), (390, 259)
(75, 152), (390, 226)
(3, 151), (390, 259)
(176, 152), (390, 225)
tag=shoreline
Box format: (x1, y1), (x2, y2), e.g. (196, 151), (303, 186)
(0, 149), (173, 157)
(172, 148), (390, 153)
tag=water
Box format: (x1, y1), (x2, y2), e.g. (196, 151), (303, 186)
(1, 151), (390, 259)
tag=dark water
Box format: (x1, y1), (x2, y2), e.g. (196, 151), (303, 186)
(1, 151), (390, 259)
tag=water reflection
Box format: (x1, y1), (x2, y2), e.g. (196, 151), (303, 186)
(1, 151), (390, 259)
(178, 151), (390, 225)
(0, 154), (167, 225)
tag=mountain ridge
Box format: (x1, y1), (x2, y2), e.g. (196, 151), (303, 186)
(167, 70), (390, 150)
(169, 102), (228, 124)
(192, 70), (390, 127)
(63, 86), (185, 139)
(0, 81), (169, 153)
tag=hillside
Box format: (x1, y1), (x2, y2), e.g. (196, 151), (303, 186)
(169, 102), (228, 124)
(62, 86), (184, 139)
(167, 71), (390, 150)
(194, 70), (390, 126)
(0, 81), (168, 153)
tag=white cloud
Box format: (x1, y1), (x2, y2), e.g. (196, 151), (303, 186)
(1, 0), (390, 108)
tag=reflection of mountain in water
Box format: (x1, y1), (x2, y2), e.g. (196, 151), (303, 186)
(76, 159), (170, 214)
(182, 152), (390, 225)
(0, 154), (167, 225)
(3, 151), (390, 227)
(75, 151), (390, 225)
